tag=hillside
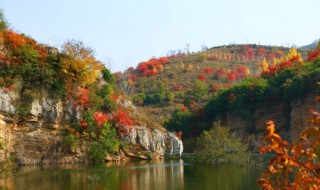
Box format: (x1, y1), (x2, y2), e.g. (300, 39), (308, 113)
(300, 39), (319, 50)
(115, 44), (308, 124)
(164, 45), (320, 152)
(0, 17), (182, 165)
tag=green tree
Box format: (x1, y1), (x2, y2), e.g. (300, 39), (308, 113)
(0, 9), (8, 32)
(102, 68), (115, 84)
(195, 122), (249, 164)
(191, 80), (208, 101)
(166, 92), (175, 104)
(165, 108), (194, 138)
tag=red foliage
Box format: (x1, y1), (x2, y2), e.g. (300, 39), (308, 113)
(215, 68), (226, 77)
(137, 56), (169, 76)
(127, 73), (138, 81)
(203, 67), (214, 74)
(67, 87), (91, 109)
(173, 84), (184, 91)
(225, 54), (232, 60)
(208, 56), (219, 61)
(180, 106), (188, 112)
(110, 94), (118, 101)
(0, 51), (6, 59)
(265, 53), (275, 60)
(189, 100), (196, 105)
(237, 65), (246, 72)
(113, 110), (134, 126)
(210, 83), (232, 92)
(258, 47), (266, 55)
(197, 74), (206, 81)
(128, 67), (134, 71)
(93, 111), (108, 126)
(80, 120), (88, 127)
(307, 49), (320, 61)
(228, 93), (236, 102)
(275, 50), (284, 57)
(226, 72), (237, 82)
(113, 72), (122, 78)
(244, 45), (255, 58)
(235, 65), (248, 79)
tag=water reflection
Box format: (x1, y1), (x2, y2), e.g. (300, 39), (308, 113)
(0, 159), (186, 190)
(0, 159), (263, 190)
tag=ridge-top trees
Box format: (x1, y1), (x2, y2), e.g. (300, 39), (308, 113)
(0, 9), (8, 32)
(60, 40), (104, 87)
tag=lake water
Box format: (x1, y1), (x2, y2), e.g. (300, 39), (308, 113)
(0, 159), (264, 190)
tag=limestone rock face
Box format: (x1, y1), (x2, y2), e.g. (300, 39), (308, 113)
(0, 89), (15, 114)
(0, 88), (89, 165)
(124, 126), (183, 158)
(0, 89), (183, 165)
(224, 92), (319, 141)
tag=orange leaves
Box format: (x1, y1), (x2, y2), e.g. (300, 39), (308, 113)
(263, 120), (281, 140)
(93, 111), (108, 126)
(258, 116), (320, 189)
(0, 29), (48, 67)
(1, 29), (28, 53)
(3, 84), (14, 92)
(307, 109), (320, 127)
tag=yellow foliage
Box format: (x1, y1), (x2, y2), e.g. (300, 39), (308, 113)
(245, 68), (250, 76)
(260, 58), (268, 71)
(60, 40), (103, 87)
(286, 48), (303, 63)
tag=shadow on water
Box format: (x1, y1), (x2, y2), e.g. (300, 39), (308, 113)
(0, 159), (264, 190)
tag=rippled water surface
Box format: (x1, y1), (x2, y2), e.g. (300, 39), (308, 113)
(0, 159), (263, 190)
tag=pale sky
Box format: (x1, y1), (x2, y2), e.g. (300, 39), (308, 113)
(0, 0), (319, 72)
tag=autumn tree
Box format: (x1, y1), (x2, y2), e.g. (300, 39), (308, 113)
(258, 114), (320, 189)
(60, 40), (103, 87)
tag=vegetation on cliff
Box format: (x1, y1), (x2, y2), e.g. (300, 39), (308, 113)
(165, 45), (320, 142)
(0, 11), (140, 162)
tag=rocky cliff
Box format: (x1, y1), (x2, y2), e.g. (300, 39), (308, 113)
(0, 88), (183, 165)
(223, 92), (320, 140)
